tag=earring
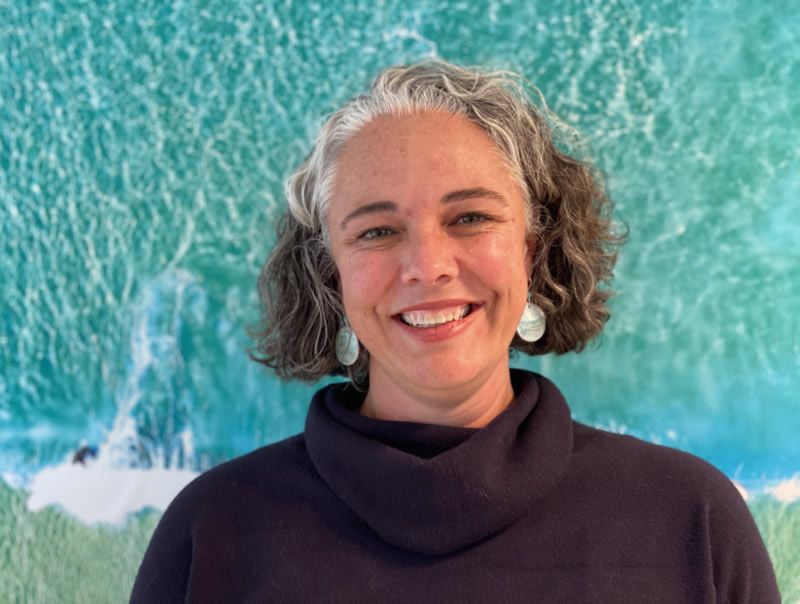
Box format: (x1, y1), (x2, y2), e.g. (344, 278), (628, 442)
(335, 319), (359, 366)
(517, 295), (546, 343)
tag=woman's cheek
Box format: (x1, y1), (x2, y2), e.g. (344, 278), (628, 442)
(470, 234), (524, 272)
(342, 254), (390, 308)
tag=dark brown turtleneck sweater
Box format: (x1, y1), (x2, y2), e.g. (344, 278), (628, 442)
(131, 370), (779, 603)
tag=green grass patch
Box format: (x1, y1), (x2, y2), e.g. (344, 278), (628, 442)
(0, 482), (159, 604)
(750, 496), (800, 603)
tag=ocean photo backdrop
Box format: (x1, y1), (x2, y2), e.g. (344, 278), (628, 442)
(2, 0), (798, 600)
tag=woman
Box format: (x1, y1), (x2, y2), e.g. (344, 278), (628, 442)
(131, 61), (779, 602)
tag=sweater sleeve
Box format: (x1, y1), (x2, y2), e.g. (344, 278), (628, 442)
(129, 488), (194, 603)
(706, 475), (781, 603)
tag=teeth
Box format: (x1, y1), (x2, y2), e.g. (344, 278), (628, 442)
(400, 305), (471, 328)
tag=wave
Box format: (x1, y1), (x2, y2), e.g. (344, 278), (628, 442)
(5, 269), (206, 526)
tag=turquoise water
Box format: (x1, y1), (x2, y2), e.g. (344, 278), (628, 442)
(2, 0), (798, 498)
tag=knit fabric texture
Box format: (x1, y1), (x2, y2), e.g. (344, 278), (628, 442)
(131, 370), (780, 603)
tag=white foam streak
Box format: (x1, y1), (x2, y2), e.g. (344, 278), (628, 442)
(767, 476), (800, 504)
(27, 463), (198, 526)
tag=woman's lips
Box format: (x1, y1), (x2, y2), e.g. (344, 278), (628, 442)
(399, 304), (471, 327)
(392, 303), (482, 341)
(395, 299), (477, 312)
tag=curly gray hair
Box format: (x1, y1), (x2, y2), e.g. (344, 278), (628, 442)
(250, 60), (623, 384)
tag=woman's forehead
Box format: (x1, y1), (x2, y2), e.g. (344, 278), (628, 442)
(330, 112), (519, 207)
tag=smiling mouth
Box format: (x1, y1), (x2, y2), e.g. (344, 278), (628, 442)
(398, 304), (475, 328)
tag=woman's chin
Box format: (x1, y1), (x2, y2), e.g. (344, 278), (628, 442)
(370, 353), (509, 397)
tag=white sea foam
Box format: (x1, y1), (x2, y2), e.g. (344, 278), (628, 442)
(2, 471), (26, 490)
(26, 460), (198, 526)
(766, 475), (800, 504)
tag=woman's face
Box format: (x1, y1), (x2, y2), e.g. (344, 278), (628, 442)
(327, 112), (532, 397)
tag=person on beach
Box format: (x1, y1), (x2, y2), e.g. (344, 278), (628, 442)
(131, 60), (780, 602)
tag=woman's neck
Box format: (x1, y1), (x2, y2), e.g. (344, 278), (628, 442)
(359, 362), (515, 428)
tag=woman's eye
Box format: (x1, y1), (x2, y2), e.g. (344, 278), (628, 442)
(454, 213), (490, 226)
(358, 227), (394, 241)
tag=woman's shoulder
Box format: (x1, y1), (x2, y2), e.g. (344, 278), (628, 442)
(130, 433), (312, 601)
(163, 433), (311, 520)
(567, 420), (766, 563)
(552, 422), (780, 600)
(571, 420), (742, 502)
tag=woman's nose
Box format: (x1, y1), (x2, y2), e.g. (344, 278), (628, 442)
(399, 228), (458, 285)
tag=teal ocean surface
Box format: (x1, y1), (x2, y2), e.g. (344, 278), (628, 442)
(2, 0), (799, 528)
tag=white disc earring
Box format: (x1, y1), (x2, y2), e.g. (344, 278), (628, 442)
(516, 298), (546, 343)
(335, 320), (360, 366)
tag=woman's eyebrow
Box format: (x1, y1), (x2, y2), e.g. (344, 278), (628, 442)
(340, 201), (397, 229)
(441, 187), (508, 205)
(339, 187), (508, 229)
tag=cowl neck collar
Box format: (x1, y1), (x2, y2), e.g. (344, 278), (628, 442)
(304, 370), (573, 555)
